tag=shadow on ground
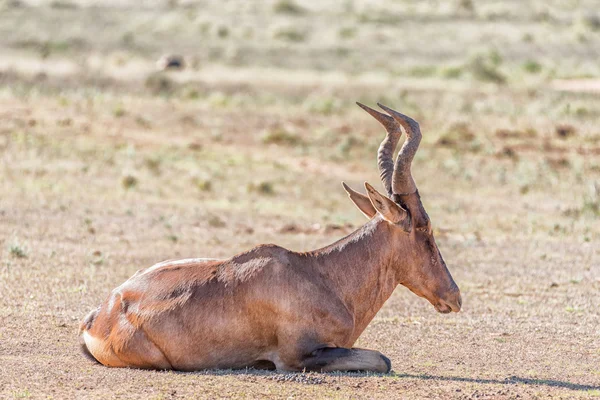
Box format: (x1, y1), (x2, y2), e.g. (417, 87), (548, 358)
(154, 366), (600, 391)
(392, 373), (600, 391)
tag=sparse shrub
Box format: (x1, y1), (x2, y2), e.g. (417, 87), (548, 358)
(1, 0), (25, 9)
(522, 32), (534, 42)
(555, 124), (576, 139)
(495, 128), (537, 139)
(121, 32), (135, 46)
(196, 179), (212, 192)
(11, 389), (31, 398)
(216, 25), (229, 38)
(357, 12), (401, 25)
(533, 9), (553, 22)
(192, 174), (212, 191)
(85, 218), (96, 234)
(408, 65), (437, 78)
(135, 115), (152, 128)
(523, 60), (542, 74)
(337, 136), (360, 157)
(28, 38), (84, 58)
(247, 181), (275, 195)
(57, 118), (72, 126)
(121, 174), (138, 189)
(145, 73), (175, 95)
(437, 122), (476, 147)
(188, 141), (203, 151)
(563, 182), (600, 218)
(260, 128), (301, 145)
(487, 49), (503, 66)
(438, 122), (483, 153)
(334, 47), (350, 57)
(468, 52), (506, 84)
(9, 242), (27, 258)
(207, 92), (231, 108)
(273, 0), (305, 15)
(184, 88), (200, 100)
(144, 156), (162, 175)
(455, 0), (475, 13)
(257, 181), (275, 195)
(303, 97), (342, 115)
(579, 13), (600, 31)
(582, 182), (600, 216)
(573, 106), (590, 117)
(272, 26), (306, 42)
(441, 66), (463, 79)
(113, 105), (126, 118)
(498, 146), (518, 160)
(338, 26), (357, 39)
(545, 157), (570, 170)
(207, 214), (227, 228)
(50, 0), (77, 9)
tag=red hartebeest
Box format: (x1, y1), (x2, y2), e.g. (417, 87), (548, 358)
(80, 103), (461, 373)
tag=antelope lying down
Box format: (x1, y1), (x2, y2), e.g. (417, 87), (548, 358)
(80, 103), (461, 373)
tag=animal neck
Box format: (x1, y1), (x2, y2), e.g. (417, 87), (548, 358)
(308, 216), (401, 345)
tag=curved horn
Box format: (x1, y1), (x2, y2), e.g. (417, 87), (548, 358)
(376, 103), (422, 195)
(356, 102), (402, 197)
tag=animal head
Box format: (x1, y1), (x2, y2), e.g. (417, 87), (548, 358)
(342, 103), (461, 313)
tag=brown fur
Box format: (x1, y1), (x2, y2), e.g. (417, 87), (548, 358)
(80, 104), (461, 373)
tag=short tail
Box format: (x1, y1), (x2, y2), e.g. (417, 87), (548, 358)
(80, 339), (100, 364)
(79, 308), (101, 364)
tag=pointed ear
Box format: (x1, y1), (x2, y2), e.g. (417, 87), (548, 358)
(342, 182), (377, 219)
(364, 182), (408, 225)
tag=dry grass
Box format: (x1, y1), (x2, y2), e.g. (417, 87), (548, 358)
(0, 0), (599, 399)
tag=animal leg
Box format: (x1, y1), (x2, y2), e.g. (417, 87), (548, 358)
(301, 347), (391, 373)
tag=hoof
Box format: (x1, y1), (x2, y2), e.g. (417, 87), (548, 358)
(380, 354), (392, 373)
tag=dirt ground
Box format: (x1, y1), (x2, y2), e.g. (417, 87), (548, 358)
(1, 0), (599, 399)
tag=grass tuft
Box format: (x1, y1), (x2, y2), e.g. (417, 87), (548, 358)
(121, 174), (138, 189)
(247, 181), (275, 195)
(437, 122), (477, 150)
(581, 182), (600, 216)
(468, 50), (506, 84)
(272, 26), (306, 42)
(522, 60), (542, 74)
(145, 73), (175, 95)
(9, 242), (27, 259)
(261, 128), (301, 145)
(273, 0), (305, 15)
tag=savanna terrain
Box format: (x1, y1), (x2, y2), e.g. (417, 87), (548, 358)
(0, 0), (599, 398)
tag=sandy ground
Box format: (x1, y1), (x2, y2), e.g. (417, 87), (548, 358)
(1, 1), (600, 398)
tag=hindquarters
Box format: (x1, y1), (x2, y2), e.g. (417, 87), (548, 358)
(79, 308), (100, 363)
(79, 300), (173, 369)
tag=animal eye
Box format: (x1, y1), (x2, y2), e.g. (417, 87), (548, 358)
(416, 222), (432, 234)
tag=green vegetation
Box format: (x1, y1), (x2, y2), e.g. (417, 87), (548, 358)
(0, 1), (598, 398)
(273, 0), (305, 15)
(9, 242), (27, 259)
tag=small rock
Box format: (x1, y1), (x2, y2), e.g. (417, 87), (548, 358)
(555, 124), (576, 139)
(156, 54), (185, 71)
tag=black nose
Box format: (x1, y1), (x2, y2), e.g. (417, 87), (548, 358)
(443, 290), (462, 312)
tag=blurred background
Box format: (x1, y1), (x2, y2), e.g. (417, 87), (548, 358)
(1, 0), (599, 398)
